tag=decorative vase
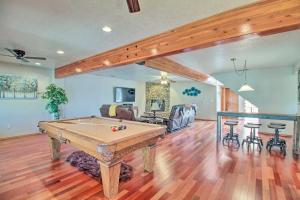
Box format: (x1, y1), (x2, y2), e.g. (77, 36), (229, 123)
(53, 112), (60, 120)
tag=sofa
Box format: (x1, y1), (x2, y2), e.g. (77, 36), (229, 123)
(99, 104), (136, 121)
(99, 104), (196, 132)
(166, 104), (197, 132)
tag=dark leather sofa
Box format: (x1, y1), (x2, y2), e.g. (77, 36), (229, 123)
(99, 104), (196, 132)
(166, 104), (197, 132)
(99, 104), (136, 121)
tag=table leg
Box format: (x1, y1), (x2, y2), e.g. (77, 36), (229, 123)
(293, 118), (300, 155)
(217, 115), (222, 142)
(48, 137), (61, 160)
(143, 144), (156, 172)
(99, 161), (121, 199)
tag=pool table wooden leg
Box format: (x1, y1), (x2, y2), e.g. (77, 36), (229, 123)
(143, 144), (156, 172)
(99, 161), (121, 199)
(48, 137), (61, 160)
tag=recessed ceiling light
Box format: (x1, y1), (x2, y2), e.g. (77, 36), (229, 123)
(75, 68), (82, 73)
(102, 26), (112, 32)
(103, 59), (111, 66)
(151, 48), (158, 55)
(57, 50), (64, 54)
(240, 24), (251, 34)
(35, 62), (41, 66)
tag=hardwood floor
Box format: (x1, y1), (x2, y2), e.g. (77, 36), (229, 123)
(0, 120), (300, 200)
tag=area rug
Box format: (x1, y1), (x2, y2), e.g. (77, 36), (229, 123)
(66, 151), (133, 181)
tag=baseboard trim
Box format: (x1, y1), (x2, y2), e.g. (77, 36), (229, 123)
(0, 133), (41, 141)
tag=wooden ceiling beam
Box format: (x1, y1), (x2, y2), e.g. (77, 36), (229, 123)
(144, 57), (208, 82)
(55, 0), (300, 78)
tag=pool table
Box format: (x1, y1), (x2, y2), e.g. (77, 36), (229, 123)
(38, 116), (166, 199)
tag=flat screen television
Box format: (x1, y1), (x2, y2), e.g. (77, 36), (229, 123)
(114, 87), (135, 103)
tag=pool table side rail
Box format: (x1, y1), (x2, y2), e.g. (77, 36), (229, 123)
(39, 116), (165, 128)
(38, 116), (166, 150)
(38, 117), (166, 163)
(38, 119), (166, 145)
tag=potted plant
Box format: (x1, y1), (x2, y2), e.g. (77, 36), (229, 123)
(42, 84), (68, 120)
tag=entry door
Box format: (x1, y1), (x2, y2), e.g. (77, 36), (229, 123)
(221, 87), (239, 112)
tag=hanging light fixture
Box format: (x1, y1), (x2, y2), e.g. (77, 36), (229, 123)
(239, 82), (254, 92)
(160, 76), (168, 85)
(231, 58), (254, 92)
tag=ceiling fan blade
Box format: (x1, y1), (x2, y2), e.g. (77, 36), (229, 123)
(24, 56), (46, 60)
(136, 61), (145, 65)
(19, 57), (30, 63)
(126, 0), (140, 13)
(4, 48), (18, 57)
(0, 53), (14, 57)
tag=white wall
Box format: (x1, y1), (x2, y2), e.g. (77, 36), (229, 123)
(0, 62), (53, 137)
(214, 66), (297, 134)
(216, 85), (222, 112)
(238, 96), (246, 113)
(170, 81), (217, 120)
(62, 74), (145, 118)
(0, 66), (146, 137)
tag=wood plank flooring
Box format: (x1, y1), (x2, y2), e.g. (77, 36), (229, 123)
(0, 120), (300, 200)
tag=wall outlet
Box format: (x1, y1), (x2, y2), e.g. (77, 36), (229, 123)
(7, 124), (11, 129)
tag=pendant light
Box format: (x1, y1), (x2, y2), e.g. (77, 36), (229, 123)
(231, 58), (255, 92)
(238, 67), (254, 92)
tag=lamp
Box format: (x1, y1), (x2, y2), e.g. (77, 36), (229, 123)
(160, 76), (168, 85)
(151, 101), (160, 118)
(161, 80), (168, 85)
(231, 58), (255, 92)
(239, 83), (254, 92)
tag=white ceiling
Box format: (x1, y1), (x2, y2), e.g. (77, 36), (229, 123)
(93, 64), (188, 82)
(0, 0), (255, 69)
(1, 0), (299, 84)
(93, 29), (300, 83)
(169, 30), (300, 75)
(93, 64), (223, 86)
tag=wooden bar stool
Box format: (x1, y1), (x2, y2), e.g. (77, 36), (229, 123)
(242, 123), (263, 151)
(266, 123), (286, 156)
(222, 121), (240, 148)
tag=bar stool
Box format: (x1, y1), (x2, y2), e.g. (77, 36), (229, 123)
(266, 123), (286, 156)
(242, 123), (263, 151)
(222, 121), (240, 148)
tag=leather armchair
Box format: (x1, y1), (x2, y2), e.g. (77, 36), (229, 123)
(99, 104), (136, 121)
(116, 107), (135, 121)
(166, 104), (197, 132)
(100, 104), (111, 117)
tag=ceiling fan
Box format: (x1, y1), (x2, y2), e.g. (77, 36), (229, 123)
(0, 48), (46, 63)
(152, 72), (176, 85)
(126, 0), (140, 13)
